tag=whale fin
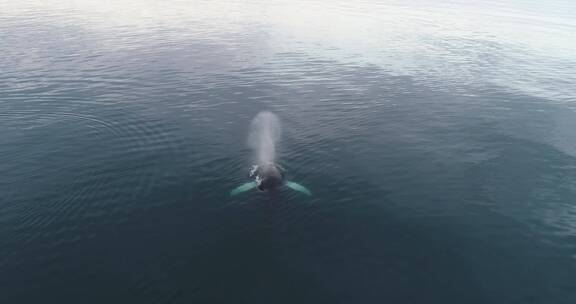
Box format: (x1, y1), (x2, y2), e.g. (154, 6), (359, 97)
(286, 181), (312, 195)
(230, 182), (258, 196)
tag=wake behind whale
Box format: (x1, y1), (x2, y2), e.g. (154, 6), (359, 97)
(231, 111), (311, 196)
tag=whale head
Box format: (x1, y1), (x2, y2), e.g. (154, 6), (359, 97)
(255, 163), (284, 191)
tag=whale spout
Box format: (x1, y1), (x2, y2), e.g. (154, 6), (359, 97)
(248, 111), (281, 166)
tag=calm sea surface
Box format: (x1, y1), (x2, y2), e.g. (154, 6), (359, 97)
(1, 0), (576, 303)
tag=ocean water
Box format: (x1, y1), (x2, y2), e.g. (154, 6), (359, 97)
(1, 0), (576, 303)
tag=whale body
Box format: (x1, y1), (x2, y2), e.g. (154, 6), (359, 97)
(231, 164), (311, 196)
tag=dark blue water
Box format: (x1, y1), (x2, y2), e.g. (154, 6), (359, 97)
(2, 0), (576, 303)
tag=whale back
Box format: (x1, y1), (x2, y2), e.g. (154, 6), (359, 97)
(257, 164), (284, 191)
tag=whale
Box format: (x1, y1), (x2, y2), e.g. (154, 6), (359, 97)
(230, 163), (311, 196)
(230, 111), (311, 196)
